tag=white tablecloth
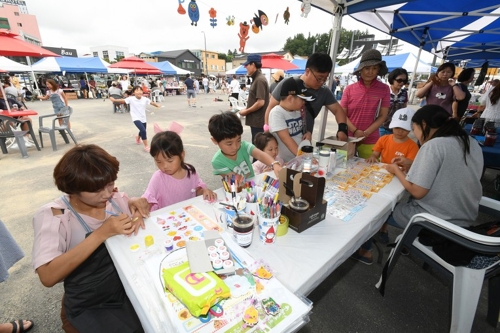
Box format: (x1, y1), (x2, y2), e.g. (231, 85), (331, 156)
(106, 173), (404, 331)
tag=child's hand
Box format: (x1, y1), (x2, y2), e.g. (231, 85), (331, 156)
(201, 188), (217, 202)
(365, 156), (378, 164)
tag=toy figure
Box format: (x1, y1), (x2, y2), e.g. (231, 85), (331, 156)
(188, 0), (200, 26)
(251, 10), (268, 34)
(262, 297), (281, 316)
(301, 0), (312, 18)
(238, 21), (250, 53)
(209, 7), (217, 28)
(243, 305), (259, 326)
(283, 7), (290, 24)
(178, 0), (186, 15)
(226, 15), (235, 26)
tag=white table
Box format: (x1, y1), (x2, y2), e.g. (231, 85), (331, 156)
(106, 172), (404, 331)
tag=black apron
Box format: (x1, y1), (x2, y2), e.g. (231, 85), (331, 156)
(61, 196), (144, 333)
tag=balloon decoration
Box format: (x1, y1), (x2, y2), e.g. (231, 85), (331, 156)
(188, 0), (200, 26)
(238, 22), (250, 53)
(301, 0), (312, 18)
(209, 8), (217, 28)
(177, 0), (186, 15)
(250, 10), (269, 34)
(226, 15), (235, 26)
(283, 7), (290, 24)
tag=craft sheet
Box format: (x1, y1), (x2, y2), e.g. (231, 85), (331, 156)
(125, 205), (311, 333)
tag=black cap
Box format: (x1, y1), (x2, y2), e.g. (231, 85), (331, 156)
(280, 77), (315, 102)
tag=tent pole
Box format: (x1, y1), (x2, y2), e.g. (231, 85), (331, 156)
(317, 3), (343, 142)
(409, 46), (423, 105)
(1, 84), (11, 112)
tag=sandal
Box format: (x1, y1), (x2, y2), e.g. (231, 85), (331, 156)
(10, 319), (34, 333)
(135, 136), (141, 145)
(144, 146), (150, 153)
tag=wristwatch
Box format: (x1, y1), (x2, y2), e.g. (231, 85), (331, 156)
(270, 161), (281, 168)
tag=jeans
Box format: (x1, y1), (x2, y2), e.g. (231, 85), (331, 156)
(133, 120), (147, 140)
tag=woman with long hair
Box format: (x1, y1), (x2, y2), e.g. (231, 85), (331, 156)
(477, 82), (500, 127)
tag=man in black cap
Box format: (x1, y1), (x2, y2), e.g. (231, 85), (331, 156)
(239, 54), (269, 143)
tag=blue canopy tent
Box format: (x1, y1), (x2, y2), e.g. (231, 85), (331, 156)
(285, 59), (307, 75)
(147, 61), (191, 75)
(225, 65), (246, 75)
(31, 56), (128, 73)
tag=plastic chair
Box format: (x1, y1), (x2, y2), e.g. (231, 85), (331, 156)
(377, 197), (500, 332)
(0, 115), (29, 158)
(151, 90), (164, 103)
(229, 97), (245, 113)
(38, 107), (77, 151)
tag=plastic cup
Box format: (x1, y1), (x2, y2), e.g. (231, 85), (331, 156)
(232, 214), (255, 248)
(244, 202), (259, 220)
(212, 203), (227, 230)
(257, 214), (280, 244)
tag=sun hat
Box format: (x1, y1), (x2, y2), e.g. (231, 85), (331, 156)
(354, 49), (388, 76)
(389, 107), (415, 131)
(242, 54), (261, 66)
(280, 77), (315, 102)
(272, 70), (285, 82)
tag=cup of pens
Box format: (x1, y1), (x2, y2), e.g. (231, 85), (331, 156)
(257, 201), (281, 245)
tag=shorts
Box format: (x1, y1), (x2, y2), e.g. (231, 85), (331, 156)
(187, 90), (195, 99)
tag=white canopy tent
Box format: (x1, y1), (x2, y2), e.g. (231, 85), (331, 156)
(0, 56), (31, 72)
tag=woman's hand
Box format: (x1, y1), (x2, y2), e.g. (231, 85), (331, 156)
(390, 156), (413, 173)
(100, 213), (136, 238)
(384, 163), (401, 175)
(353, 129), (366, 139)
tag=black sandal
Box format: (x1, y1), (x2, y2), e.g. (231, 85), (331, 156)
(10, 319), (34, 333)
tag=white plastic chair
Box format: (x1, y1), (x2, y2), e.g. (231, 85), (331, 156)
(229, 97), (245, 113)
(151, 90), (164, 103)
(377, 197), (500, 332)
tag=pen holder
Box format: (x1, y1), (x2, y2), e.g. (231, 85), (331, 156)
(257, 214), (280, 244)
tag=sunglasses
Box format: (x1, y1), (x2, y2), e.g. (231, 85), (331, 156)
(395, 79), (408, 84)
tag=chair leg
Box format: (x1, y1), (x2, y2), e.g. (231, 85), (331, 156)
(14, 135), (28, 158)
(0, 138), (7, 154)
(49, 131), (57, 151)
(450, 267), (486, 333)
(38, 131), (44, 148)
(487, 274), (500, 328)
(27, 122), (41, 151)
(59, 130), (70, 144)
(65, 129), (77, 145)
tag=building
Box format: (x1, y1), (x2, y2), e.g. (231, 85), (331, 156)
(90, 45), (129, 63)
(192, 49), (226, 76)
(0, 0), (41, 45)
(43, 46), (78, 57)
(139, 50), (202, 77)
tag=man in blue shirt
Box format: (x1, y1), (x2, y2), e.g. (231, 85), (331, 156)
(184, 74), (196, 107)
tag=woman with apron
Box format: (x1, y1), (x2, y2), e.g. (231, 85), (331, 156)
(32, 144), (150, 333)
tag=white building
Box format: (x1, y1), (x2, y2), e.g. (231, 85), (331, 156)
(90, 45), (129, 62)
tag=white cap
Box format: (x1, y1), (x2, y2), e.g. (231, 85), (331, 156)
(389, 107), (415, 131)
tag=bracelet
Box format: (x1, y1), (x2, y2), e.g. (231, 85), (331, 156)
(338, 123), (348, 136)
(270, 160), (281, 168)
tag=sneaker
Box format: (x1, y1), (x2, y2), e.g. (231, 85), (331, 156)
(10, 143), (18, 150)
(144, 146), (150, 153)
(350, 252), (373, 265)
(24, 137), (33, 148)
(374, 231), (390, 244)
(135, 136), (141, 145)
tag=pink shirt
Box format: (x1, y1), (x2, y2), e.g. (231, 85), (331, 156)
(32, 192), (131, 271)
(341, 80), (391, 144)
(142, 169), (207, 211)
(252, 156), (284, 175)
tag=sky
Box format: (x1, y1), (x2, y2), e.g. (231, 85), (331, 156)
(26, 0), (435, 63)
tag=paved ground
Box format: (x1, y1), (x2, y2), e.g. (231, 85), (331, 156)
(0, 93), (499, 332)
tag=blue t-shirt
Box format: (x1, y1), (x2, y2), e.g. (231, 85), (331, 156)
(184, 78), (194, 90)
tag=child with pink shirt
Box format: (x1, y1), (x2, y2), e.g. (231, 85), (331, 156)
(142, 131), (217, 211)
(252, 132), (284, 175)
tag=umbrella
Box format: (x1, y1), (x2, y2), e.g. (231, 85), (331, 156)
(109, 56), (162, 75)
(0, 29), (58, 57)
(260, 54), (298, 71)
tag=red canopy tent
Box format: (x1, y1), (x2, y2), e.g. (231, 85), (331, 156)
(261, 53), (298, 70)
(108, 56), (162, 75)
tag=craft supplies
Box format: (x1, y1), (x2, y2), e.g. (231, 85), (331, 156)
(144, 235), (154, 248)
(214, 238), (224, 248)
(207, 245), (217, 254)
(130, 244), (140, 252)
(164, 239), (174, 252)
(219, 251), (230, 260)
(212, 259), (223, 270)
(222, 260), (234, 269)
(216, 245), (227, 254)
(257, 213), (279, 244)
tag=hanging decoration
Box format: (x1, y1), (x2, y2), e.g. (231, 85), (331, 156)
(238, 21), (250, 54)
(250, 10), (269, 34)
(301, 0), (312, 18)
(226, 15), (235, 26)
(209, 8), (217, 28)
(177, 0), (186, 15)
(188, 0), (200, 26)
(283, 7), (290, 24)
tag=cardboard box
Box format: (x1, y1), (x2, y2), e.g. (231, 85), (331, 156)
(278, 168), (327, 233)
(186, 230), (235, 275)
(320, 136), (364, 159)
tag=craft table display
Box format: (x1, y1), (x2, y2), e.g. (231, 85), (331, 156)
(106, 202), (311, 333)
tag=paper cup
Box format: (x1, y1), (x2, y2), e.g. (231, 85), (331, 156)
(258, 215), (280, 244)
(212, 203), (227, 230)
(245, 202), (259, 219)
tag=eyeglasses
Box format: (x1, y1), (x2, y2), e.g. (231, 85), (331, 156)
(395, 78), (408, 84)
(310, 70), (328, 84)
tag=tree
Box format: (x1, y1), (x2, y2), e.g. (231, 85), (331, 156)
(283, 28), (369, 64)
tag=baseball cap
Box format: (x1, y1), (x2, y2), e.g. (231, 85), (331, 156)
(280, 77), (315, 102)
(389, 107), (415, 131)
(242, 54), (261, 66)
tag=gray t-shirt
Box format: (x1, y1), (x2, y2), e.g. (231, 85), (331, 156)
(271, 80), (337, 134)
(393, 136), (483, 227)
(269, 105), (304, 162)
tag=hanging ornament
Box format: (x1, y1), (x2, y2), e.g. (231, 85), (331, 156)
(250, 10), (268, 34)
(283, 7), (290, 24)
(238, 21), (250, 54)
(177, 0), (186, 15)
(209, 8), (217, 28)
(188, 0), (200, 26)
(226, 15), (235, 26)
(301, 0), (312, 18)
